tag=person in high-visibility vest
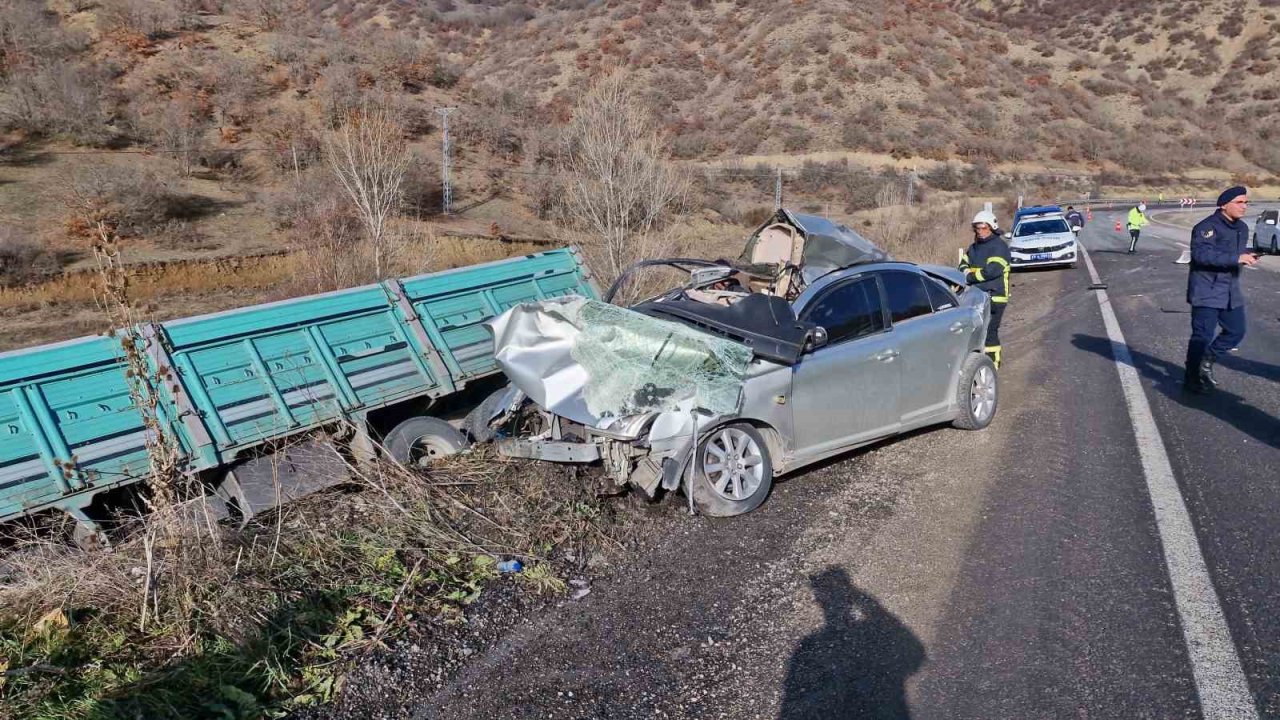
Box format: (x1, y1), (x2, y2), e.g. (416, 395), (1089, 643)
(1127, 203), (1149, 254)
(959, 210), (1011, 368)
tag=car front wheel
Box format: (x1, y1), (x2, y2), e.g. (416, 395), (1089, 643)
(691, 423), (773, 517)
(953, 353), (998, 430)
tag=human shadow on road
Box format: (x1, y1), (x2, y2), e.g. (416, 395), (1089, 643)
(1218, 351), (1280, 384)
(778, 568), (924, 720)
(1071, 334), (1280, 448)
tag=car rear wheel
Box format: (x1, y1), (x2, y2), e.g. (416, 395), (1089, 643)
(385, 416), (469, 468)
(953, 353), (998, 430)
(691, 423), (773, 517)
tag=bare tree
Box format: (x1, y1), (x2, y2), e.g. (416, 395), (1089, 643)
(324, 105), (410, 279)
(139, 98), (209, 178)
(558, 75), (688, 285)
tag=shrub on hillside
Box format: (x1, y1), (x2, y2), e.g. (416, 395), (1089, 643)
(0, 63), (113, 146)
(207, 55), (265, 127)
(0, 225), (63, 286)
(60, 165), (191, 239)
(98, 0), (183, 39)
(318, 62), (363, 127)
(228, 0), (295, 30)
(134, 97), (213, 178)
(0, 0), (87, 76)
(780, 123), (813, 152)
(260, 109), (322, 175)
(400, 154), (443, 217)
(455, 85), (530, 159)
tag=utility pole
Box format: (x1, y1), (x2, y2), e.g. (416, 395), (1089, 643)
(774, 166), (783, 210)
(436, 107), (457, 214)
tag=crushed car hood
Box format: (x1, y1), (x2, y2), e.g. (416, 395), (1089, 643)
(488, 297), (751, 427)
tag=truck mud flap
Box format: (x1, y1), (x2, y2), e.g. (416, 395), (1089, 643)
(221, 440), (350, 521)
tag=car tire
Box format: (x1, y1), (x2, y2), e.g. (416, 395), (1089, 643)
(690, 423), (773, 517)
(385, 416), (469, 468)
(953, 353), (998, 431)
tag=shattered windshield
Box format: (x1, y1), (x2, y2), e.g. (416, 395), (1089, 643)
(490, 297), (752, 424)
(1015, 218), (1070, 236)
(573, 300), (751, 417)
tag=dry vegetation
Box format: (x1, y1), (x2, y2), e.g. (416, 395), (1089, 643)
(5, 2), (1273, 715)
(0, 447), (644, 718)
(1, 0), (1274, 325)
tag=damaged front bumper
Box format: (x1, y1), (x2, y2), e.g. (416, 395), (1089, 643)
(491, 401), (711, 499)
(497, 437), (601, 463)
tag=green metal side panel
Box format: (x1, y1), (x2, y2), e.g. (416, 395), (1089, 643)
(0, 247), (597, 523)
(398, 247), (600, 383)
(0, 336), (165, 520)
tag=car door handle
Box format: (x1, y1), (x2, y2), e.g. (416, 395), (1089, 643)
(872, 349), (899, 362)
(949, 322), (967, 334)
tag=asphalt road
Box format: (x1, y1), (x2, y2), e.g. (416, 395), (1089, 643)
(321, 204), (1280, 720)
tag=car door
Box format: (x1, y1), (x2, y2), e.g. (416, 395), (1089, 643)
(790, 275), (901, 458)
(879, 270), (972, 425)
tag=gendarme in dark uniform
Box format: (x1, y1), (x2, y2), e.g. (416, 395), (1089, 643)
(1183, 185), (1257, 393)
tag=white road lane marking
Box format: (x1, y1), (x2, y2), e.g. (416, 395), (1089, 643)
(1080, 243), (1257, 719)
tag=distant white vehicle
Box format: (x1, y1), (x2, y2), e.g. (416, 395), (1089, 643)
(1006, 206), (1077, 269)
(1253, 209), (1278, 255)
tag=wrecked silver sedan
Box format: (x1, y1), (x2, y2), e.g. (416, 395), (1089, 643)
(473, 210), (997, 516)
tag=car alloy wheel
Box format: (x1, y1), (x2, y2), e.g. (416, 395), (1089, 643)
(701, 426), (766, 502)
(971, 364), (997, 424)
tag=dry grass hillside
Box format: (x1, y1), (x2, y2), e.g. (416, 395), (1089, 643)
(955, 0), (1280, 173)
(1, 0), (1277, 349)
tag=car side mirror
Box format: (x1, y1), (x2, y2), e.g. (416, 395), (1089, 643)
(805, 326), (828, 352)
(1002, 232), (1013, 240)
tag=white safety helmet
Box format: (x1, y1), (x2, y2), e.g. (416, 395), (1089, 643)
(1138, 203), (1147, 212)
(972, 209), (999, 229)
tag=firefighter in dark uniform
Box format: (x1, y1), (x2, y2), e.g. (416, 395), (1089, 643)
(959, 210), (1011, 368)
(1183, 185), (1257, 393)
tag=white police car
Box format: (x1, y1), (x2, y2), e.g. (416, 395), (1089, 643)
(1006, 206), (1077, 269)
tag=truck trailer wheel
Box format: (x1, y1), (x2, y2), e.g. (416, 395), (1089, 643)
(385, 416), (469, 468)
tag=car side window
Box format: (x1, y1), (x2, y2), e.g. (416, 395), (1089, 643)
(881, 270), (934, 324)
(923, 277), (957, 312)
(800, 277), (885, 345)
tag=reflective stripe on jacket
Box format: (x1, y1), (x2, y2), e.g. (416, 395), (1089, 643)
(1127, 207), (1149, 231)
(959, 236), (1011, 303)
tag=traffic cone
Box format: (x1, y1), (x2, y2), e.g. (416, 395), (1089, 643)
(1086, 208), (1093, 221)
(1114, 220), (1122, 232)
